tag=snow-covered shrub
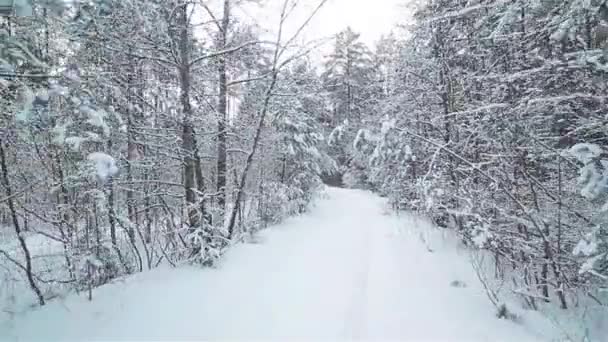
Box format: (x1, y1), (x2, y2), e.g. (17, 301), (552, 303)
(569, 144), (608, 206)
(258, 182), (290, 225)
(258, 182), (302, 225)
(257, 173), (323, 227)
(75, 245), (122, 289)
(290, 171), (324, 209)
(573, 226), (608, 280)
(342, 168), (366, 189)
(185, 225), (224, 266)
(569, 143), (608, 282)
(343, 154), (373, 190)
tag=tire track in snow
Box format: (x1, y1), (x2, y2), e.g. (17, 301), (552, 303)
(343, 212), (372, 339)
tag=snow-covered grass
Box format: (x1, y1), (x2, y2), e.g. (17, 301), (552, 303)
(0, 188), (573, 340)
(0, 230), (69, 321)
(402, 213), (608, 342)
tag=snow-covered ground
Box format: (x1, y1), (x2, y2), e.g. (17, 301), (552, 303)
(0, 188), (563, 340)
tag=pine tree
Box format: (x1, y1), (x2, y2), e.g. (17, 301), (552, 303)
(322, 27), (374, 185)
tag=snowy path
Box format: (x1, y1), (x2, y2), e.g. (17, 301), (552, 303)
(1, 188), (548, 341)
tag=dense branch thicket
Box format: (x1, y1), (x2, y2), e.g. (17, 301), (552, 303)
(330, 0), (608, 318)
(1, 0), (332, 309)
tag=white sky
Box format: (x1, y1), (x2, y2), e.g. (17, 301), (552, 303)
(238, 0), (408, 50)
(299, 0), (405, 46)
(304, 0), (403, 46)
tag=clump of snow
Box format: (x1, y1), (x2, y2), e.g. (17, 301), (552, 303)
(550, 20), (571, 42)
(579, 254), (606, 277)
(82, 104), (111, 137)
(369, 117), (398, 165)
(568, 143), (608, 202)
(87, 152), (119, 182)
(63, 64), (81, 83)
(0, 62), (15, 75)
(569, 143), (602, 164)
(15, 87), (35, 122)
(48, 84), (68, 97)
(51, 121), (68, 145)
(404, 145), (416, 161)
(65, 137), (87, 150)
(287, 143), (296, 156)
(328, 125), (344, 146)
(573, 236), (598, 257)
(572, 225), (607, 281)
(380, 118), (396, 135)
(293, 133), (305, 145)
(35, 89), (49, 102)
(353, 129), (372, 150)
(472, 227), (493, 249)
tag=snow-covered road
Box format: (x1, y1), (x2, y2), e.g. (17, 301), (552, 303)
(1, 188), (549, 341)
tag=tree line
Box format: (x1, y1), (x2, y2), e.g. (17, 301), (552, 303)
(334, 0), (608, 319)
(0, 0), (333, 307)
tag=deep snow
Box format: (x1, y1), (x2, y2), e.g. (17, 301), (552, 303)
(1, 188), (559, 340)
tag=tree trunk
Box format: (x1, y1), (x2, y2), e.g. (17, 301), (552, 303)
(217, 0), (230, 216)
(125, 50), (137, 241)
(0, 141), (45, 306)
(177, 2), (200, 230)
(227, 71), (280, 238)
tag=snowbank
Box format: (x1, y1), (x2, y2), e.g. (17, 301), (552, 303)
(0, 188), (571, 340)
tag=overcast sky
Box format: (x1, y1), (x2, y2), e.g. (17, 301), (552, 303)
(302, 0), (404, 46)
(238, 0), (408, 50)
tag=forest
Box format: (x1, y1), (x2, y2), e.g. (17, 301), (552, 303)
(1, 0), (608, 338)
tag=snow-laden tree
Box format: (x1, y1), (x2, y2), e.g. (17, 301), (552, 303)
(322, 27), (375, 174)
(1, 0), (333, 310)
(569, 144), (608, 281)
(362, 0), (608, 318)
(272, 61), (336, 198)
